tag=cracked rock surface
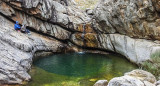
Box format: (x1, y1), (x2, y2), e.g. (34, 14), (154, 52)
(71, 0), (160, 64)
(0, 15), (65, 84)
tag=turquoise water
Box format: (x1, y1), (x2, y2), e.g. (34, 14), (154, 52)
(27, 53), (137, 86)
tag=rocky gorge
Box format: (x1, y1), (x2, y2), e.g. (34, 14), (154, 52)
(0, 0), (160, 86)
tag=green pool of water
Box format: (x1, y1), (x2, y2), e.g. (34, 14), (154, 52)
(27, 53), (137, 86)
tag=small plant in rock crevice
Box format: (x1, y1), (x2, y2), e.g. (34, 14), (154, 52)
(141, 51), (160, 78)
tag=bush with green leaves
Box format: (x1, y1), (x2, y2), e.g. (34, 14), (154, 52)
(141, 51), (160, 78)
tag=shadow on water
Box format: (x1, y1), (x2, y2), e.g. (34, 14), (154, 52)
(26, 53), (137, 86)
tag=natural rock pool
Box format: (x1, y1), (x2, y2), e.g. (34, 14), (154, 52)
(27, 53), (137, 86)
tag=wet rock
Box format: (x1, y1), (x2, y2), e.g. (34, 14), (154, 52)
(108, 69), (156, 86)
(71, 33), (98, 47)
(76, 23), (95, 33)
(94, 80), (108, 86)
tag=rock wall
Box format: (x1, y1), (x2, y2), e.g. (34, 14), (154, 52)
(92, 0), (160, 63)
(93, 0), (160, 40)
(0, 0), (89, 31)
(72, 33), (160, 63)
(1, 0), (160, 84)
(71, 0), (160, 64)
(0, 15), (66, 84)
(0, 0), (90, 84)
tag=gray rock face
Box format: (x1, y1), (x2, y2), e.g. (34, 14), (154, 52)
(71, 0), (160, 64)
(0, 0), (90, 31)
(108, 69), (156, 86)
(0, 0), (90, 84)
(97, 34), (160, 63)
(93, 0), (160, 40)
(71, 33), (160, 64)
(0, 15), (65, 84)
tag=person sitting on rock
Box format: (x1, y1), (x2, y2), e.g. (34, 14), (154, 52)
(14, 21), (21, 32)
(21, 24), (31, 35)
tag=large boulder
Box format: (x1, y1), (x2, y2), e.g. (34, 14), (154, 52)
(125, 69), (156, 84)
(108, 76), (145, 86)
(108, 69), (156, 86)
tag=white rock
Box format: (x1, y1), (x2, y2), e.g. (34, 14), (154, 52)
(108, 69), (156, 86)
(94, 80), (108, 86)
(108, 76), (144, 86)
(98, 34), (160, 64)
(125, 69), (156, 84)
(156, 80), (160, 86)
(143, 81), (155, 86)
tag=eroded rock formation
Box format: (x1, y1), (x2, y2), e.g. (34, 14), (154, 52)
(94, 0), (159, 39)
(0, 0), (90, 84)
(0, 15), (66, 84)
(1, 0), (160, 85)
(71, 0), (160, 63)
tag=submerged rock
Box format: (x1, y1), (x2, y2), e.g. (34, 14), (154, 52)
(108, 69), (156, 86)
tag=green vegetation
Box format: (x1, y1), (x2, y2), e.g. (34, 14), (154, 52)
(142, 51), (160, 78)
(75, 0), (99, 10)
